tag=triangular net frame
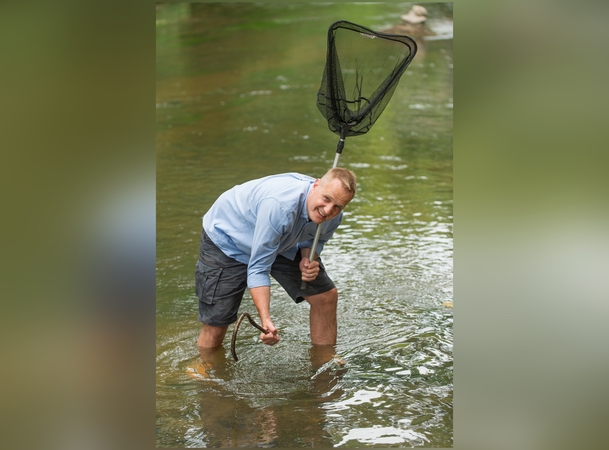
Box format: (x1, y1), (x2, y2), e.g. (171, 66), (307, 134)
(317, 21), (417, 137)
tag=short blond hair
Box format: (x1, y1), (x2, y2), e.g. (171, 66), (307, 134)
(320, 167), (357, 194)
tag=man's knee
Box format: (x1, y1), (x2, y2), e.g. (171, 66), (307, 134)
(307, 287), (338, 309)
(325, 287), (338, 304)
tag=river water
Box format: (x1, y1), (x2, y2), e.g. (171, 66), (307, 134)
(156, 2), (452, 447)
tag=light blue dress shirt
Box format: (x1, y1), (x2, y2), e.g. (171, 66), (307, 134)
(202, 173), (342, 288)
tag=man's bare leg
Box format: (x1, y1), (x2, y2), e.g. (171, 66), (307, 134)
(309, 344), (336, 370)
(197, 324), (229, 348)
(188, 325), (229, 379)
(305, 287), (338, 345)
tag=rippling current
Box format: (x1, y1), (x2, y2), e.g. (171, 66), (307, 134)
(156, 2), (452, 447)
(156, 203), (453, 447)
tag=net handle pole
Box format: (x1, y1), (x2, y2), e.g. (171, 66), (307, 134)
(300, 124), (350, 290)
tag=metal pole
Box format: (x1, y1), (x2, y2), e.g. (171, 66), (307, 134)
(300, 125), (348, 290)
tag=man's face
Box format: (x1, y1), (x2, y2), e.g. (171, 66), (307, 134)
(306, 178), (354, 224)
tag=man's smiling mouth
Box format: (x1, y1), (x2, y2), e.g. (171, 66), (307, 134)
(316, 207), (327, 218)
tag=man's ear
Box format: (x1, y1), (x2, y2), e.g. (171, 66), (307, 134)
(312, 178), (321, 189)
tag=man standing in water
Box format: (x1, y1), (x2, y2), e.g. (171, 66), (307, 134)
(195, 168), (356, 350)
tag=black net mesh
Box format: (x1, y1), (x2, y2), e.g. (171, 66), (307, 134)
(317, 21), (417, 137)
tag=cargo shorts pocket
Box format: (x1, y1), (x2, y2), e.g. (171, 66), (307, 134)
(195, 260), (223, 305)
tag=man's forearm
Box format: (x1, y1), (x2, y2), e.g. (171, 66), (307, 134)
(249, 285), (280, 345)
(250, 286), (272, 323)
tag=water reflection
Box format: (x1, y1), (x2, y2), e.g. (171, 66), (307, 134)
(176, 344), (348, 447)
(158, 298), (453, 447)
(335, 425), (429, 447)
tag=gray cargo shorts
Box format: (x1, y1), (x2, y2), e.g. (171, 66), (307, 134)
(195, 230), (336, 326)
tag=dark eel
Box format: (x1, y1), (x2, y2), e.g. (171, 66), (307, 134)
(230, 313), (269, 361)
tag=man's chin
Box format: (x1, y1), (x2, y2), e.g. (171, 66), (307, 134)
(308, 211), (325, 224)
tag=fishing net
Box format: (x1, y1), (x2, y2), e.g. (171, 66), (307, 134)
(317, 21), (417, 138)
(301, 21), (417, 290)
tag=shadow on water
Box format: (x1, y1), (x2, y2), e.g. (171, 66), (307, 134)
(157, 2), (452, 447)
